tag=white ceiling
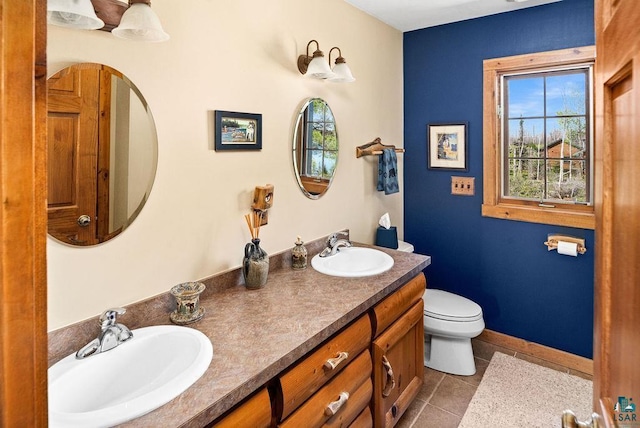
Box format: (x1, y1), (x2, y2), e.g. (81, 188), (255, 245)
(343, 0), (562, 32)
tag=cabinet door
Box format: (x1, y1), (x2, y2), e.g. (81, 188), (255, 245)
(371, 301), (424, 428)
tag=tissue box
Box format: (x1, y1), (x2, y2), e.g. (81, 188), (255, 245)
(375, 226), (398, 249)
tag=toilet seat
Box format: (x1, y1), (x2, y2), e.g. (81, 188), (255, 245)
(423, 289), (483, 322)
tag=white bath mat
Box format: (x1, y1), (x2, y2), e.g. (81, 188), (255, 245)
(459, 352), (593, 427)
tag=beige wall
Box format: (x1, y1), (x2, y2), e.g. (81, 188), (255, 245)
(47, 0), (404, 330)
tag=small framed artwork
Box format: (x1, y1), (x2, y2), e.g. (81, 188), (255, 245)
(215, 110), (262, 151)
(427, 122), (468, 170)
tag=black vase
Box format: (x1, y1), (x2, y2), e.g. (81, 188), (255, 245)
(242, 238), (269, 289)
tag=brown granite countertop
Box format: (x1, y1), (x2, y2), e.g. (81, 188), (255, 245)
(48, 236), (431, 427)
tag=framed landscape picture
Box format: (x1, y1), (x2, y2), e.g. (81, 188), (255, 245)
(427, 122), (468, 170)
(214, 110), (262, 151)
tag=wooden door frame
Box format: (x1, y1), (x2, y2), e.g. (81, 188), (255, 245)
(592, 0), (608, 405)
(0, 0), (48, 426)
(593, 0), (640, 413)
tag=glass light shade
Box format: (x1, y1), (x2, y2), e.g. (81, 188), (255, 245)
(47, 0), (105, 30)
(112, 3), (169, 42)
(306, 55), (335, 79)
(330, 62), (355, 83)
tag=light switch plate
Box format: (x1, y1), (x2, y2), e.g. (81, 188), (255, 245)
(451, 176), (475, 196)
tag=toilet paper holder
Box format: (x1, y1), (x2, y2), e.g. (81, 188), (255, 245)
(544, 234), (587, 255)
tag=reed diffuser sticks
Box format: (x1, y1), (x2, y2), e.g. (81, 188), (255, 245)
(244, 210), (263, 240)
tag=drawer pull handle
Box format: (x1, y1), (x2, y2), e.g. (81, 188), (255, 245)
(382, 355), (396, 397)
(325, 391), (349, 416)
(324, 351), (349, 370)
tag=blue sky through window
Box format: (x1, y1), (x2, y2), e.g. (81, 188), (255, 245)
(506, 71), (587, 140)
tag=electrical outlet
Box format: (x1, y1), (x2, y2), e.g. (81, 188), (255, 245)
(451, 176), (475, 196)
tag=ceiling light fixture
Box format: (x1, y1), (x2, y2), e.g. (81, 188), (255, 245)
(328, 47), (355, 83)
(112, 0), (169, 42)
(47, 0), (105, 30)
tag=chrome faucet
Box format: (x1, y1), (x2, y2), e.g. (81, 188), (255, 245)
(319, 232), (352, 257)
(76, 308), (133, 359)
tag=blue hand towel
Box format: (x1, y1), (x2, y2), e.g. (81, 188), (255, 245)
(377, 148), (399, 195)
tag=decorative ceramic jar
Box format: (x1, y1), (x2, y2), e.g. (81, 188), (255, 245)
(170, 281), (206, 325)
(291, 236), (307, 269)
(243, 238), (269, 289)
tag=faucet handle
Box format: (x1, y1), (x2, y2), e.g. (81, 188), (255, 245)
(100, 308), (126, 329)
(327, 231), (348, 246)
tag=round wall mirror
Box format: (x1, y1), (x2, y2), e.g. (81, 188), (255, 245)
(292, 98), (338, 199)
(47, 63), (158, 246)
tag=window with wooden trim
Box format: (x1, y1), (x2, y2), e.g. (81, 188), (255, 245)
(482, 46), (596, 229)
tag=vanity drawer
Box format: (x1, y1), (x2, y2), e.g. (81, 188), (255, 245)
(279, 314), (371, 419)
(212, 387), (271, 428)
(279, 351), (373, 428)
(349, 407), (373, 428)
(371, 273), (425, 338)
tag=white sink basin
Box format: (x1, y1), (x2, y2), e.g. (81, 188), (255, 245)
(48, 325), (213, 428)
(311, 247), (394, 277)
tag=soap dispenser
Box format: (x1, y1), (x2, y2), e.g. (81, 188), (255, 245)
(292, 236), (307, 270)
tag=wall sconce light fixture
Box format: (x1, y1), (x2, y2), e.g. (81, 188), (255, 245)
(47, 0), (105, 30)
(112, 0), (169, 42)
(297, 40), (355, 83)
(328, 47), (355, 83)
(297, 40), (335, 79)
(47, 0), (169, 42)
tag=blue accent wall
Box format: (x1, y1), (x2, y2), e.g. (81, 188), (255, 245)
(403, 0), (595, 358)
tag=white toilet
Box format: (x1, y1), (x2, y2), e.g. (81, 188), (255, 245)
(422, 289), (484, 375)
(395, 240), (484, 376)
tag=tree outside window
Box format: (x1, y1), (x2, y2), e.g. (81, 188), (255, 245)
(504, 69), (591, 204)
(304, 99), (337, 180)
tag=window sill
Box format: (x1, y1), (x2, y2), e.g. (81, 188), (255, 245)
(482, 203), (595, 229)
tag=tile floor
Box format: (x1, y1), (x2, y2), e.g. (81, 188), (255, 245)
(396, 338), (593, 428)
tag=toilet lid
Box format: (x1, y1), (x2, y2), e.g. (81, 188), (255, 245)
(423, 289), (483, 322)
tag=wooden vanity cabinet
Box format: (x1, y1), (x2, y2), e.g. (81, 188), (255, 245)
(278, 314), (372, 427)
(370, 273), (426, 428)
(211, 387), (272, 428)
(279, 351), (372, 428)
(351, 407), (374, 427)
(211, 273), (426, 428)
